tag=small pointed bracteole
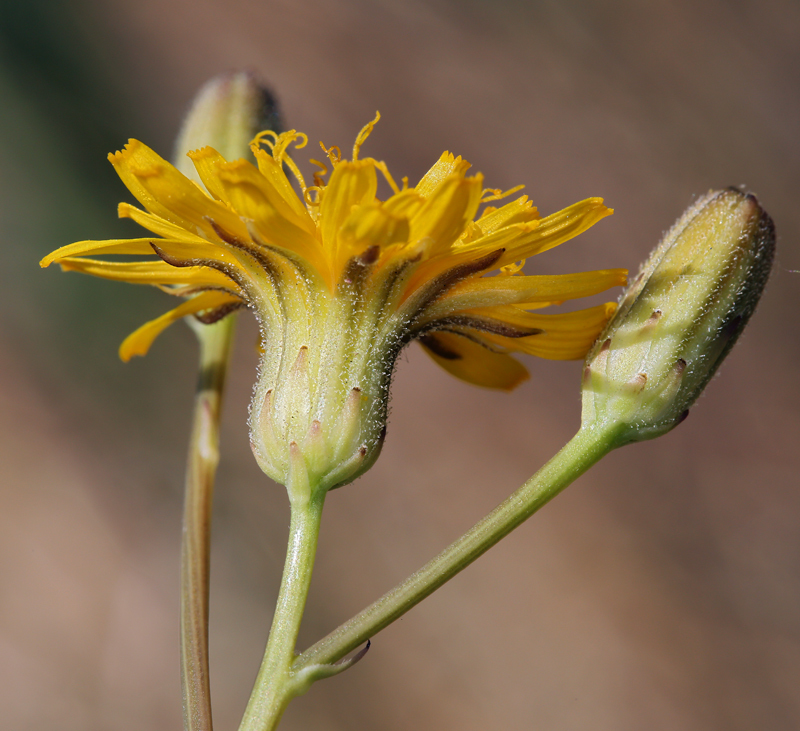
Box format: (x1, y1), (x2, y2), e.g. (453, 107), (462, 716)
(290, 641), (372, 694)
(332, 639), (371, 668)
(644, 309), (662, 327)
(592, 338), (612, 372)
(629, 372), (647, 393)
(292, 345), (310, 378)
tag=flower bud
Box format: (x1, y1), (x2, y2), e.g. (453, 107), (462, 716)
(581, 188), (775, 445)
(173, 70), (281, 177)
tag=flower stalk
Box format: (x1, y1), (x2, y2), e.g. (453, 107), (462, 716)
(174, 72), (282, 731)
(292, 422), (620, 673)
(181, 316), (236, 731)
(238, 490), (327, 731)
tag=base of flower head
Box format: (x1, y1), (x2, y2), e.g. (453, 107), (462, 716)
(252, 372), (388, 498)
(246, 247), (403, 495)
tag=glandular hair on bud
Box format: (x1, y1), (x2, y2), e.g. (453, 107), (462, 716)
(582, 188), (775, 445)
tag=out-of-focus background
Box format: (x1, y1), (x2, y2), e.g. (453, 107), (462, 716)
(2, 0), (799, 729)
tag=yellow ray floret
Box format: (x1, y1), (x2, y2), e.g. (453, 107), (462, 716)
(419, 331), (530, 391)
(41, 115), (625, 387)
(119, 290), (242, 362)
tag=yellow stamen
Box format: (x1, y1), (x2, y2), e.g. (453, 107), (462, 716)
(304, 186), (322, 206)
(352, 111), (380, 161)
(320, 142), (342, 166)
(266, 130), (309, 192)
(272, 130), (308, 162)
(309, 158), (329, 187)
(251, 129), (279, 152)
(283, 155), (308, 194)
(373, 160), (401, 195)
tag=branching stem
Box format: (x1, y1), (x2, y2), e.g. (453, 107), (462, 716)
(292, 424), (621, 673)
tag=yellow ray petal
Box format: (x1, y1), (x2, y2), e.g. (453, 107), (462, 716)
(476, 196), (540, 234)
(118, 202), (213, 244)
(479, 302), (617, 360)
(216, 157), (314, 235)
(383, 189), (426, 219)
(119, 290), (241, 362)
(473, 301), (616, 332)
(216, 159), (322, 266)
(428, 268), (628, 314)
(109, 139), (247, 240)
(418, 331), (529, 390)
(252, 147), (316, 229)
(185, 146), (230, 201)
(409, 174), (484, 256)
(152, 239), (252, 271)
(336, 203), (410, 264)
(399, 244), (507, 304)
(40, 238), (172, 267)
(57, 257), (238, 290)
(400, 220), (528, 298)
(415, 152), (472, 198)
(490, 198), (613, 269)
(319, 160), (378, 253)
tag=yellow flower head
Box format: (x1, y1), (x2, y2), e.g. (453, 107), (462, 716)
(41, 113), (624, 493)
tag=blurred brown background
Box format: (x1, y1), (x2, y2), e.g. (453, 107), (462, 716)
(2, 0), (799, 729)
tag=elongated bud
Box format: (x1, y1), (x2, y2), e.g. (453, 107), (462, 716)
(582, 188), (775, 445)
(171, 72), (280, 343)
(173, 70), (281, 175)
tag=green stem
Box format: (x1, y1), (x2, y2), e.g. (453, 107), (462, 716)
(181, 316), (236, 731)
(238, 491), (327, 731)
(292, 423), (620, 673)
